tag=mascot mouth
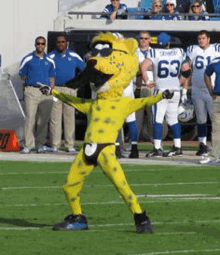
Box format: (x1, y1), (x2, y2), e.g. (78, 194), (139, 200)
(65, 59), (113, 90)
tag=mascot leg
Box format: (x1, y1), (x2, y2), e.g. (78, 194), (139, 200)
(98, 145), (153, 233)
(52, 149), (94, 231)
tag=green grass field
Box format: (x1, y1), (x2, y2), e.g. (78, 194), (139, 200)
(0, 161), (220, 255)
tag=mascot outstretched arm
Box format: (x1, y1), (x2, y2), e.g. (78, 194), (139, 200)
(40, 32), (173, 233)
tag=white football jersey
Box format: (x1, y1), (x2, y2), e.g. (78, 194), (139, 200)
(186, 44), (220, 89)
(147, 47), (186, 91)
(136, 47), (153, 81)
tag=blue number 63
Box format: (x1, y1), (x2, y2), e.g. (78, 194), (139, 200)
(158, 60), (180, 78)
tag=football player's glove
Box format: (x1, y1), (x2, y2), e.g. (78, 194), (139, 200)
(37, 82), (51, 96)
(181, 88), (188, 103)
(162, 89), (174, 99)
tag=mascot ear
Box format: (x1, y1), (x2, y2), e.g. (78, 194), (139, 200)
(124, 38), (138, 54)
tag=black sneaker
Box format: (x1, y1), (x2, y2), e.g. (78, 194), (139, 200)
(196, 142), (208, 156)
(52, 214), (89, 231)
(164, 146), (183, 157)
(134, 211), (154, 234)
(146, 148), (164, 157)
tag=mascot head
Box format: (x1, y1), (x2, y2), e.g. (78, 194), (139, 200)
(67, 32), (139, 99)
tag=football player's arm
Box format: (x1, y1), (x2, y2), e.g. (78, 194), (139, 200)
(204, 65), (216, 99)
(179, 58), (192, 102)
(51, 89), (91, 113)
(140, 58), (155, 88)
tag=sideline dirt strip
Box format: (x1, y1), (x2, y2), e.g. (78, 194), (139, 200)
(0, 152), (201, 165)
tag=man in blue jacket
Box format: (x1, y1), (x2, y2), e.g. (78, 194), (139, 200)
(19, 36), (55, 154)
(48, 35), (85, 153)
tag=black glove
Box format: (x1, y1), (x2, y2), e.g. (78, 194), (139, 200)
(37, 82), (51, 96)
(162, 89), (174, 99)
(134, 88), (141, 98)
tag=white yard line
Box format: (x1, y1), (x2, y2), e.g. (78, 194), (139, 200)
(137, 194), (211, 198)
(132, 248), (220, 255)
(1, 196), (220, 208)
(89, 219), (220, 227)
(0, 227), (197, 236)
(0, 166), (210, 175)
(1, 181), (219, 190)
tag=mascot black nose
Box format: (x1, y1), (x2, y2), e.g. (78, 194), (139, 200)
(87, 59), (97, 68)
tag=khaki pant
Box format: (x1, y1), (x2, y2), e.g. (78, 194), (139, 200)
(136, 86), (154, 141)
(24, 86), (53, 149)
(50, 86), (77, 149)
(211, 96), (220, 159)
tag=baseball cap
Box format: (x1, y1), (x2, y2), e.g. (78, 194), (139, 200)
(157, 32), (172, 46)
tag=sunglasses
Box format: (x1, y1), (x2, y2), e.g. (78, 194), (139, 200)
(192, 4), (200, 7)
(91, 48), (127, 57)
(154, 4), (161, 7)
(140, 37), (150, 40)
(57, 40), (66, 44)
(36, 42), (45, 45)
(166, 3), (174, 6)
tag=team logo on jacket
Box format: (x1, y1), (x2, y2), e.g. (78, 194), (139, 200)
(45, 61), (48, 65)
(68, 57), (72, 61)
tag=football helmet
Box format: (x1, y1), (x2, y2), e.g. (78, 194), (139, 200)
(178, 99), (195, 122)
(112, 32), (124, 39)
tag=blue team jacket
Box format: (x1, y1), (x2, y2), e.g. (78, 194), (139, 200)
(48, 49), (85, 86)
(19, 51), (56, 86)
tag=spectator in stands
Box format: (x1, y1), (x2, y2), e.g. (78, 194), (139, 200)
(204, 0), (214, 14)
(162, 0), (191, 14)
(188, 0), (209, 20)
(144, 0), (163, 20)
(100, 0), (128, 20)
(48, 35), (85, 153)
(135, 31), (154, 141)
(162, 0), (182, 20)
(175, 0), (191, 13)
(19, 36), (55, 154)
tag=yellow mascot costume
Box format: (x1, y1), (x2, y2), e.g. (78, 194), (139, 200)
(39, 32), (173, 233)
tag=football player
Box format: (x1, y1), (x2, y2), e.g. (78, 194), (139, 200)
(141, 32), (191, 157)
(185, 30), (220, 156)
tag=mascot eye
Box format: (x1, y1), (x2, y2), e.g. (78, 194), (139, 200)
(91, 48), (112, 57)
(91, 43), (128, 57)
(94, 44), (104, 50)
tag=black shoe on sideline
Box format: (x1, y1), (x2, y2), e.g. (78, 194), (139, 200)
(196, 142), (208, 156)
(164, 146), (183, 157)
(146, 148), (164, 157)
